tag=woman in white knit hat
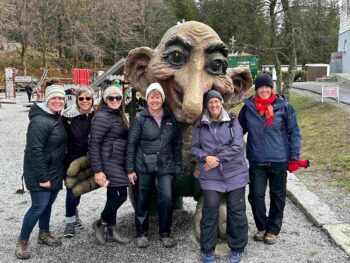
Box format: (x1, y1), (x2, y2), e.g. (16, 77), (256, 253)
(16, 84), (67, 259)
(89, 85), (130, 245)
(126, 83), (182, 248)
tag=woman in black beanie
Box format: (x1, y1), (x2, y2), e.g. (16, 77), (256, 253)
(238, 73), (302, 245)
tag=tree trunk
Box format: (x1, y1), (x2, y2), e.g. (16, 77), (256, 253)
(20, 45), (27, 75)
(281, 0), (297, 99)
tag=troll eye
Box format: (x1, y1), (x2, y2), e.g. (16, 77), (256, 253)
(207, 59), (226, 75)
(166, 51), (186, 67)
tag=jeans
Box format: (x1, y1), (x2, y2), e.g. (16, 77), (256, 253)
(135, 173), (174, 237)
(19, 190), (59, 241)
(248, 163), (288, 235)
(65, 188), (81, 218)
(200, 188), (248, 253)
(100, 186), (127, 226)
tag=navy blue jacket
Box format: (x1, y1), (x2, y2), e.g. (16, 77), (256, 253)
(238, 95), (301, 163)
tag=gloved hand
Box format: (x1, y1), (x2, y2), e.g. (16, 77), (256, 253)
(288, 159), (310, 173)
(288, 159), (299, 172)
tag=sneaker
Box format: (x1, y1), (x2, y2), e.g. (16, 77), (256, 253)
(253, 230), (266, 241)
(38, 231), (62, 246)
(201, 251), (216, 263)
(137, 236), (149, 248)
(229, 251), (241, 263)
(161, 236), (175, 248)
(64, 222), (75, 238)
(264, 232), (278, 244)
(15, 239), (30, 260)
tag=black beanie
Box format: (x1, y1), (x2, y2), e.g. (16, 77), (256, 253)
(205, 90), (223, 105)
(254, 73), (274, 90)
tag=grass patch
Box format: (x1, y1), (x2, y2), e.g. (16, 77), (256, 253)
(232, 89), (350, 192)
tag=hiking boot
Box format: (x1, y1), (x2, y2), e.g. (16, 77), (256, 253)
(229, 251), (241, 263)
(64, 222), (75, 238)
(75, 210), (83, 228)
(106, 225), (130, 243)
(253, 230), (266, 241)
(92, 219), (106, 245)
(137, 236), (149, 248)
(161, 236), (175, 248)
(201, 251), (216, 263)
(15, 239), (30, 260)
(264, 232), (278, 244)
(38, 231), (62, 246)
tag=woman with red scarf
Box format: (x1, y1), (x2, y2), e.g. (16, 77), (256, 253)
(238, 73), (301, 245)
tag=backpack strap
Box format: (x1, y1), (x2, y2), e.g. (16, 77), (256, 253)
(227, 112), (236, 138)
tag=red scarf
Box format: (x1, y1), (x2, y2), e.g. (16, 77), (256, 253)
(254, 93), (276, 127)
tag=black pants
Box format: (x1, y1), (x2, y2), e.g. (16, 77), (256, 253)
(101, 186), (127, 226)
(248, 163), (287, 235)
(27, 92), (32, 102)
(200, 188), (248, 253)
(135, 173), (173, 237)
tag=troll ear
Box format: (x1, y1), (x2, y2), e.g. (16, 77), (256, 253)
(124, 47), (155, 94)
(223, 67), (253, 109)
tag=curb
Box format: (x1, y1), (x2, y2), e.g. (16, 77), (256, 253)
(287, 173), (350, 256)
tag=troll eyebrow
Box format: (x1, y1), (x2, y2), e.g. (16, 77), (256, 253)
(164, 36), (194, 51)
(205, 43), (229, 57)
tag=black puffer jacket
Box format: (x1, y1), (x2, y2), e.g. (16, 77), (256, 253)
(89, 104), (129, 187)
(62, 105), (94, 165)
(23, 103), (67, 191)
(126, 107), (182, 176)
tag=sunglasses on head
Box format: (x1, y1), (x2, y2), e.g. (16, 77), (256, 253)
(107, 96), (122, 102)
(78, 96), (92, 101)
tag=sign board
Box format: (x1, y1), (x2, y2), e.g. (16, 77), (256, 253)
(15, 76), (38, 83)
(322, 84), (339, 103)
(5, 67), (15, 98)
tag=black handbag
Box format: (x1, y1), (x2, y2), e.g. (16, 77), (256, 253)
(143, 153), (159, 173)
(142, 134), (163, 173)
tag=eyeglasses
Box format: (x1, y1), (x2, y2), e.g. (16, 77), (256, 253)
(78, 97), (92, 101)
(107, 96), (122, 102)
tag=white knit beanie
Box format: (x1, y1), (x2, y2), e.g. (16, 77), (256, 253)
(45, 84), (65, 102)
(103, 85), (123, 103)
(146, 83), (165, 101)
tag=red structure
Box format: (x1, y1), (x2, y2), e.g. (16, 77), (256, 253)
(73, 69), (91, 86)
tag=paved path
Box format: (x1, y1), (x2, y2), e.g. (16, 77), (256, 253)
(0, 92), (349, 262)
(292, 81), (350, 105)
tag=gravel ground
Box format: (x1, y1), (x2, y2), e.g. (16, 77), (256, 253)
(0, 92), (349, 263)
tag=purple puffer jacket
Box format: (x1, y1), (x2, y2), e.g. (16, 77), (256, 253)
(191, 110), (249, 192)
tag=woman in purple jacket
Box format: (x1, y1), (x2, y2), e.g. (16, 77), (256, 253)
(191, 90), (249, 263)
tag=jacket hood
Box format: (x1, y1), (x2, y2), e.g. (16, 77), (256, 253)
(201, 108), (230, 125)
(62, 103), (94, 118)
(29, 102), (60, 120)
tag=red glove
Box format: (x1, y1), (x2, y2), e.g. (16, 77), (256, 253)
(288, 159), (299, 172)
(288, 159), (310, 172)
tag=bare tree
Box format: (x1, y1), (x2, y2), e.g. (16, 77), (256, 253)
(2, 0), (35, 74)
(32, 0), (60, 67)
